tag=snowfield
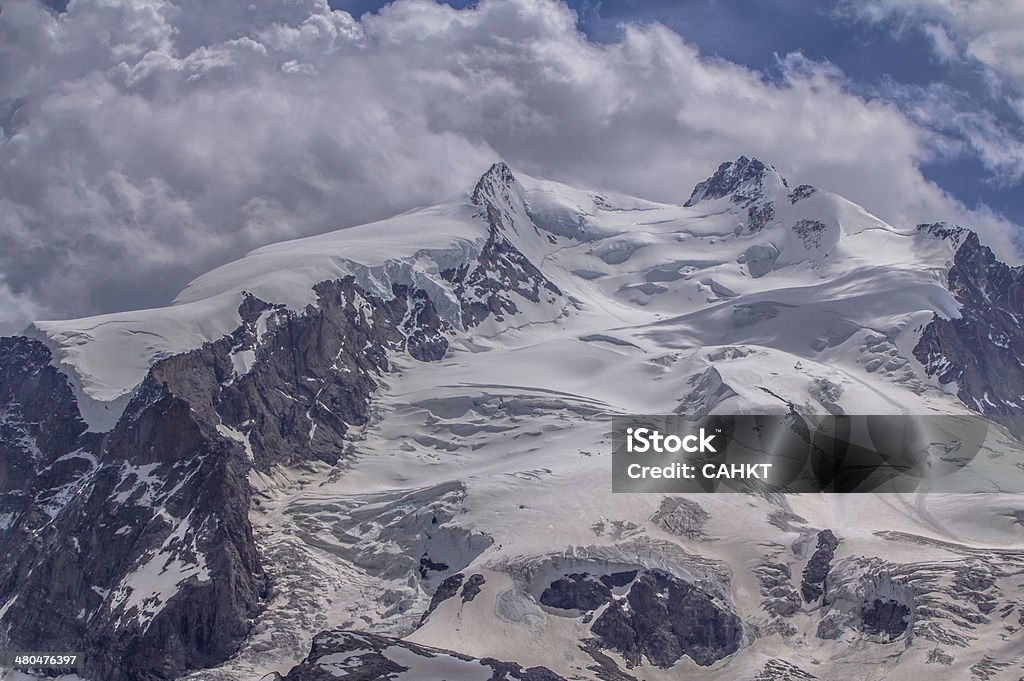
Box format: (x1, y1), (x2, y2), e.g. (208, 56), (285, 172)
(8, 159), (1024, 680)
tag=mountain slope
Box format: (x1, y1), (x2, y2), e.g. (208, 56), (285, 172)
(1, 159), (1023, 681)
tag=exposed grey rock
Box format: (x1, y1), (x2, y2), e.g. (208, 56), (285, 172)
(0, 274), (460, 680)
(0, 336), (95, 525)
(580, 334), (640, 349)
(462, 573), (486, 602)
(752, 658), (818, 680)
(913, 231), (1024, 438)
(651, 497), (710, 540)
(675, 367), (737, 418)
(1, 346), (269, 681)
(747, 201), (776, 232)
(917, 221), (967, 248)
(590, 518), (642, 540)
(808, 378), (845, 416)
(420, 573), (463, 625)
(811, 553), (932, 645)
(419, 554), (450, 577)
(861, 598), (911, 639)
(755, 562), (801, 619)
(792, 219), (827, 249)
(801, 530), (840, 602)
(684, 156), (786, 207)
(599, 571), (638, 589)
(590, 570), (743, 667)
(540, 573), (612, 612)
(443, 163), (562, 326)
(816, 614), (844, 640)
(707, 346), (754, 362)
(969, 656), (1014, 680)
(283, 630), (567, 681)
(579, 640), (639, 681)
(788, 184), (817, 204)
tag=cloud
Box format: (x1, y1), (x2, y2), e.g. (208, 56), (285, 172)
(0, 0), (1019, 333)
(844, 1), (1024, 107)
(871, 78), (1024, 185)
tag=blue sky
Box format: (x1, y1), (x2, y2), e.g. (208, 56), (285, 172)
(329, 0), (1024, 226)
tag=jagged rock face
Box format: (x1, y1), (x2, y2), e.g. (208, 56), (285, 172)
(590, 570), (742, 667)
(756, 562), (802, 620)
(540, 573), (613, 612)
(214, 278), (448, 470)
(788, 184), (817, 204)
(1, 360), (268, 681)
(419, 573), (463, 625)
(801, 530), (839, 602)
(650, 497), (709, 540)
(684, 156), (783, 207)
(443, 162), (562, 327)
(914, 232), (1024, 435)
(282, 631), (566, 681)
(861, 597), (911, 638)
(0, 276), (456, 681)
(0, 337), (94, 522)
(444, 223), (561, 326)
(418, 570), (487, 625)
(752, 659), (818, 680)
(0, 338), (102, 667)
(462, 573), (486, 601)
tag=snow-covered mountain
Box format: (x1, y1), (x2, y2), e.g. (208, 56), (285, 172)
(1, 158), (1023, 681)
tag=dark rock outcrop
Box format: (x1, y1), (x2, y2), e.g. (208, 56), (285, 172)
(420, 573), (464, 625)
(462, 573), (486, 602)
(599, 571), (638, 589)
(0, 336), (95, 526)
(283, 630), (566, 681)
(0, 276), (456, 681)
(590, 570), (742, 667)
(788, 184), (817, 204)
(752, 658), (818, 680)
(801, 530), (839, 603)
(0, 341), (268, 681)
(913, 231), (1024, 438)
(861, 598), (911, 639)
(540, 573), (612, 612)
(444, 163), (562, 327)
(685, 156), (784, 207)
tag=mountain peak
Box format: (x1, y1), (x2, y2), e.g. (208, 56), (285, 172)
(471, 161), (519, 207)
(684, 156), (788, 207)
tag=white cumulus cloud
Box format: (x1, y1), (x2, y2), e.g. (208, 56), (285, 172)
(0, 0), (1018, 333)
